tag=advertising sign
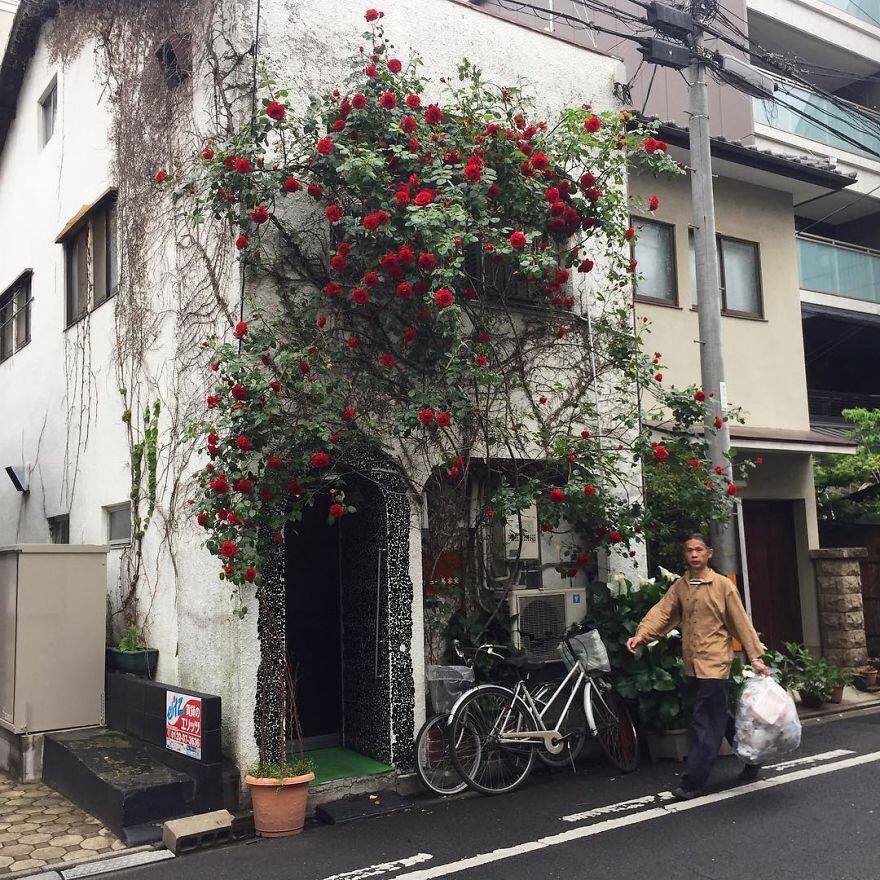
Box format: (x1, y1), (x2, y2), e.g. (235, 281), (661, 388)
(166, 691), (202, 760)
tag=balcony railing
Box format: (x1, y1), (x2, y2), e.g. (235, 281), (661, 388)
(798, 234), (880, 303)
(753, 88), (880, 161)
(809, 388), (880, 421)
(818, 0), (880, 28)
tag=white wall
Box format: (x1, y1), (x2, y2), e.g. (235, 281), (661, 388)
(0, 0), (624, 775)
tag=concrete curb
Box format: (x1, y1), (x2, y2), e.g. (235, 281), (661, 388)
(798, 697), (880, 723)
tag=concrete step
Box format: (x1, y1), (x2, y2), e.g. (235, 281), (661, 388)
(43, 728), (196, 843)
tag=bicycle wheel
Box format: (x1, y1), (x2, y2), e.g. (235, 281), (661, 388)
(586, 680), (640, 773)
(450, 684), (536, 796)
(533, 681), (587, 769)
(414, 713), (476, 796)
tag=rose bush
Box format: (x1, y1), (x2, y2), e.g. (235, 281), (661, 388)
(175, 10), (740, 607)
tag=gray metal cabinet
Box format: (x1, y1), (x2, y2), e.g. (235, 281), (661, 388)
(0, 545), (107, 733)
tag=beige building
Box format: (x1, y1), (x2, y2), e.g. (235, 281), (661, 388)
(630, 128), (856, 653)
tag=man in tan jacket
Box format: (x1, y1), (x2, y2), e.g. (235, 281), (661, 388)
(627, 533), (769, 799)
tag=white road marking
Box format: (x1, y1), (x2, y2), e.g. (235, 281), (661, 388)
(562, 794), (656, 822)
(392, 750), (880, 880)
(320, 853), (433, 880)
(765, 749), (854, 771)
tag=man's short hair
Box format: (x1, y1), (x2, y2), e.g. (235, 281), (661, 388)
(682, 532), (712, 548)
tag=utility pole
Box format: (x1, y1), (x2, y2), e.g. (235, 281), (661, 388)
(687, 7), (738, 575)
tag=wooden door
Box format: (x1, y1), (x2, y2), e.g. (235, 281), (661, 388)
(742, 500), (804, 650)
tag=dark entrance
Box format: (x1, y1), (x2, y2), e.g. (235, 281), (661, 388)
(285, 499), (343, 749)
(742, 500), (804, 650)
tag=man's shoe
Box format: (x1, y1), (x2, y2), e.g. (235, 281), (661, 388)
(672, 786), (700, 801)
(738, 764), (760, 783)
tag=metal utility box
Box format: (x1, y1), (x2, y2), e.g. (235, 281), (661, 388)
(0, 545), (107, 734)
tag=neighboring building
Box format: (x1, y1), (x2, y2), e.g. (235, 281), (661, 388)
(0, 0), (624, 785)
(630, 125), (856, 653)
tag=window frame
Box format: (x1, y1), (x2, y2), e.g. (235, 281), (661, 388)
(688, 229), (765, 320)
(0, 271), (33, 363)
(631, 216), (680, 308)
(105, 502), (132, 547)
(464, 240), (558, 314)
(38, 76), (57, 148)
(60, 191), (119, 327)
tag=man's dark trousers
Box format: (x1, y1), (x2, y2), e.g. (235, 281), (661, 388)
(682, 678), (735, 792)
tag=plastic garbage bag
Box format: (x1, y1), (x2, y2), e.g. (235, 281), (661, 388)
(426, 665), (475, 714)
(734, 675), (801, 765)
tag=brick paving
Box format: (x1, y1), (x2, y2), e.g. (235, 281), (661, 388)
(0, 772), (124, 875)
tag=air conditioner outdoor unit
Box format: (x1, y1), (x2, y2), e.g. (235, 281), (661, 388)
(509, 587), (587, 663)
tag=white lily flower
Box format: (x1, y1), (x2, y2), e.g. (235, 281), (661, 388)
(658, 566), (680, 583)
(665, 628), (680, 639)
(743, 668), (756, 679)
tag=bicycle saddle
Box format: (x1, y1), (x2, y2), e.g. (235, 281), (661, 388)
(500, 654), (546, 672)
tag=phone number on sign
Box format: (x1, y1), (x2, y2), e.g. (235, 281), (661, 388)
(167, 728), (200, 749)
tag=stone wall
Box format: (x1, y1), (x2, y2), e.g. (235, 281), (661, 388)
(810, 547), (869, 669)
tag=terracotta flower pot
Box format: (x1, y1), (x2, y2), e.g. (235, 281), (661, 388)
(246, 771), (315, 838)
(830, 684), (845, 704)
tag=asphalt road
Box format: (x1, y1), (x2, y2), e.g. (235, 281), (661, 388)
(124, 707), (880, 880)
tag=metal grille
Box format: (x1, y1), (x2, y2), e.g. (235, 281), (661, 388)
(517, 594), (565, 661)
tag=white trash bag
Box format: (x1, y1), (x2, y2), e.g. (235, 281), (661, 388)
(734, 675), (801, 765)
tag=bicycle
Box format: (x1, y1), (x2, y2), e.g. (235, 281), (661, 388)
(447, 630), (639, 796)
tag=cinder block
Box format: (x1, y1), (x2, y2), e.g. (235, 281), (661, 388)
(163, 809), (233, 853)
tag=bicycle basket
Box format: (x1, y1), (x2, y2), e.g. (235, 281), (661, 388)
(560, 629), (610, 673)
(426, 665), (475, 714)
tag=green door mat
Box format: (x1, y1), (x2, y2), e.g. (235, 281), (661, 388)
(305, 747), (394, 785)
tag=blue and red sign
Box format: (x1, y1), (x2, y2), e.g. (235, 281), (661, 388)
(166, 691), (202, 760)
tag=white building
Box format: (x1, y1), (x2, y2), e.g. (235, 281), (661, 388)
(0, 0), (627, 787)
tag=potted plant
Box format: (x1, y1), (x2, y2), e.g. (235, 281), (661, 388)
(855, 664), (878, 689)
(107, 622), (159, 678)
(245, 755), (316, 837)
(829, 666), (852, 704)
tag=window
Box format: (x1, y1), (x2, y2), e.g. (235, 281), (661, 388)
(155, 35), (192, 89)
(464, 242), (547, 308)
(689, 231), (763, 318)
(106, 503), (132, 546)
(39, 78), (57, 147)
(48, 515), (70, 545)
(61, 193), (118, 325)
(0, 272), (32, 362)
(632, 218), (677, 305)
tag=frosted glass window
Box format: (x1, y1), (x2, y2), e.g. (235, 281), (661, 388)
(721, 238), (762, 316)
(633, 219), (676, 303)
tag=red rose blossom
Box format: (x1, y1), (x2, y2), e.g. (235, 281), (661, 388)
(311, 451), (330, 469)
(424, 103), (443, 125)
(649, 195), (660, 211)
(584, 114), (601, 133)
(283, 176), (300, 192)
(347, 336), (359, 349)
(234, 157), (252, 174)
(406, 94), (421, 109)
(352, 287), (370, 305)
(694, 390), (707, 402)
(379, 353), (397, 368)
(155, 170), (167, 184)
(269, 380), (282, 393)
(265, 100), (286, 120)
(714, 416), (724, 429)
(653, 444), (669, 461)
(325, 204), (344, 223)
(234, 321), (248, 338)
(388, 58), (402, 73)
(250, 205), (270, 225)
(231, 384), (249, 401)
(235, 478), (254, 494)
(726, 483), (737, 496)
(364, 65), (378, 78)
(244, 567), (257, 582)
(379, 91), (397, 110)
(608, 530), (622, 543)
(236, 435), (252, 452)
(509, 230), (527, 250)
(418, 408), (435, 425)
(414, 189), (434, 207)
(549, 488), (566, 503)
(365, 9), (381, 21)
(202, 147), (214, 160)
(323, 281), (341, 297)
(396, 282), (413, 298)
(207, 394), (220, 408)
(316, 137), (333, 155)
(436, 411), (451, 427)
(434, 288), (454, 308)
(418, 252), (437, 271)
(220, 540), (238, 558)
(342, 406), (356, 421)
(352, 93), (367, 109)
(654, 372), (663, 382)
(329, 502), (346, 520)
(235, 234), (249, 250)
